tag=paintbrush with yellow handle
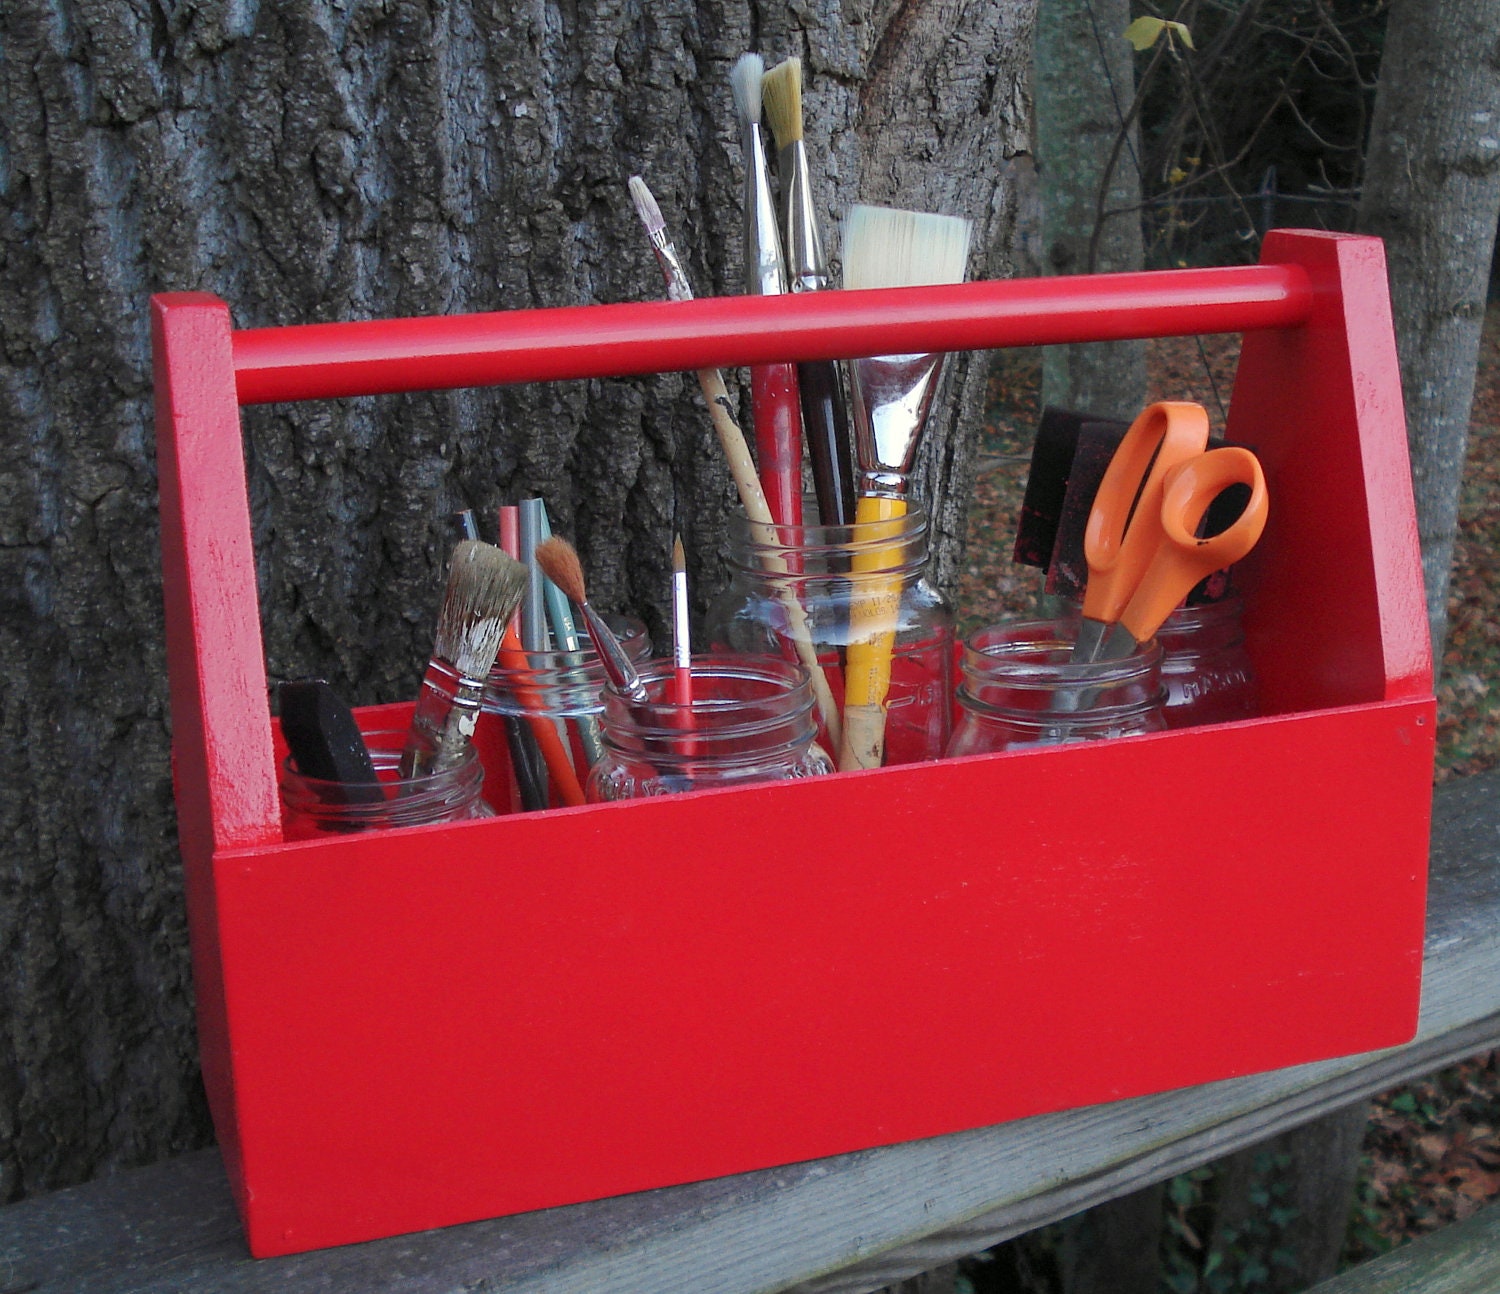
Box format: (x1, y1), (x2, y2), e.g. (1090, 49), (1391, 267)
(838, 203), (972, 772)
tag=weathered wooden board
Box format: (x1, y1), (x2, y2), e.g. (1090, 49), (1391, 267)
(1, 770), (1496, 1294)
(1303, 1202), (1500, 1293)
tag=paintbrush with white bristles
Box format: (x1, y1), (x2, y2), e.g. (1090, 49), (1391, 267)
(400, 539), (529, 777)
(731, 52), (804, 531)
(838, 203), (973, 773)
(762, 56), (855, 530)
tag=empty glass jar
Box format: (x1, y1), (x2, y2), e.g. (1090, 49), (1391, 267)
(705, 507), (954, 767)
(947, 619), (1167, 755)
(586, 655), (834, 800)
(1156, 594), (1258, 728)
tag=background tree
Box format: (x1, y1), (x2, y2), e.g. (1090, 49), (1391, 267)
(0, 0), (1038, 1202)
(1357, 0), (1500, 662)
(1036, 0), (1148, 420)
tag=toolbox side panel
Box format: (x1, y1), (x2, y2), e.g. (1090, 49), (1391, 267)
(219, 700), (1432, 1256)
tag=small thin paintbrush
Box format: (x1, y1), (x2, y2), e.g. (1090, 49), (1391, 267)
(762, 55), (855, 530)
(627, 175), (842, 749)
(671, 534), (693, 709)
(731, 52), (804, 530)
(838, 203), (972, 773)
(401, 539), (529, 777)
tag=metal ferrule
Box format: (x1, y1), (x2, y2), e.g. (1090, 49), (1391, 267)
(778, 141), (828, 294)
(581, 602), (650, 703)
(646, 227), (693, 304)
(847, 351), (949, 498)
(743, 122), (788, 297)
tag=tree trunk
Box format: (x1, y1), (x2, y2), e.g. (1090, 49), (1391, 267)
(1034, 0), (1147, 421)
(0, 0), (1037, 1201)
(1357, 0), (1500, 662)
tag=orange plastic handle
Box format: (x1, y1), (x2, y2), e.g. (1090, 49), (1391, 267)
(1082, 402), (1211, 625)
(1117, 445), (1269, 645)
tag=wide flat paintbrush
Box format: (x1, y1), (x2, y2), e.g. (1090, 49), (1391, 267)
(627, 174), (842, 749)
(762, 56), (855, 529)
(401, 539), (529, 777)
(731, 52), (803, 530)
(838, 203), (973, 773)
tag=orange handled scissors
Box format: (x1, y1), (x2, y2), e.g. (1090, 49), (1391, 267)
(1073, 401), (1269, 663)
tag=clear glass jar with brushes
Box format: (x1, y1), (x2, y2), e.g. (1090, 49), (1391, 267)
(705, 505), (955, 767)
(586, 655), (834, 801)
(279, 729), (489, 839)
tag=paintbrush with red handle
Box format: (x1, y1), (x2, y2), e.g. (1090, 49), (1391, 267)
(732, 52), (803, 529)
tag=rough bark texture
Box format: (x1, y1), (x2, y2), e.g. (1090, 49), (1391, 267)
(1357, 0), (1500, 660)
(1034, 0), (1146, 421)
(0, 0), (1037, 1200)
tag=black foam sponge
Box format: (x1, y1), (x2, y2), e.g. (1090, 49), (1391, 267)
(277, 679), (381, 796)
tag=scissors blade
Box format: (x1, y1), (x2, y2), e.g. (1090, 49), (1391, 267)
(1072, 615), (1111, 664)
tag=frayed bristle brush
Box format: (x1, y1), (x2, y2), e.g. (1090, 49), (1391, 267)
(401, 539), (529, 777)
(762, 56), (855, 529)
(534, 536), (650, 704)
(731, 52), (804, 530)
(838, 203), (972, 773)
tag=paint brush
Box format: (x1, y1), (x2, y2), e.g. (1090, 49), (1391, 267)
(627, 174), (842, 749)
(838, 203), (973, 772)
(534, 536), (650, 704)
(731, 52), (804, 530)
(497, 504), (558, 812)
(401, 539), (529, 777)
(762, 56), (855, 529)
(537, 501), (605, 769)
(671, 534), (693, 709)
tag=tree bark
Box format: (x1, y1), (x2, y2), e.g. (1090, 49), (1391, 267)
(1357, 0), (1500, 662)
(1034, 0), (1146, 421)
(0, 0), (1037, 1200)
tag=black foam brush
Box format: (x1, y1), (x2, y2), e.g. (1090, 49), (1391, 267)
(277, 679), (381, 801)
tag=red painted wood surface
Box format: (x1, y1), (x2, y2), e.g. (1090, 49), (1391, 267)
(231, 264), (1313, 404)
(152, 230), (1434, 1258)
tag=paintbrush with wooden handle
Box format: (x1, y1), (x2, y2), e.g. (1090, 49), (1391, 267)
(401, 539), (529, 777)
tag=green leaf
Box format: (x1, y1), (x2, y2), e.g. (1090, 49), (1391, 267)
(1123, 16), (1166, 49)
(1122, 16), (1195, 51)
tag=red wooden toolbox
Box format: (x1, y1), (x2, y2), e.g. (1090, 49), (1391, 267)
(153, 229), (1434, 1258)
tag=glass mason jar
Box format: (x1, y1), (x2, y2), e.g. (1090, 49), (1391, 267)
(1156, 595), (1258, 728)
(947, 620), (1167, 755)
(586, 656), (835, 801)
(279, 729), (488, 839)
(705, 507), (955, 767)
(482, 614), (650, 769)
